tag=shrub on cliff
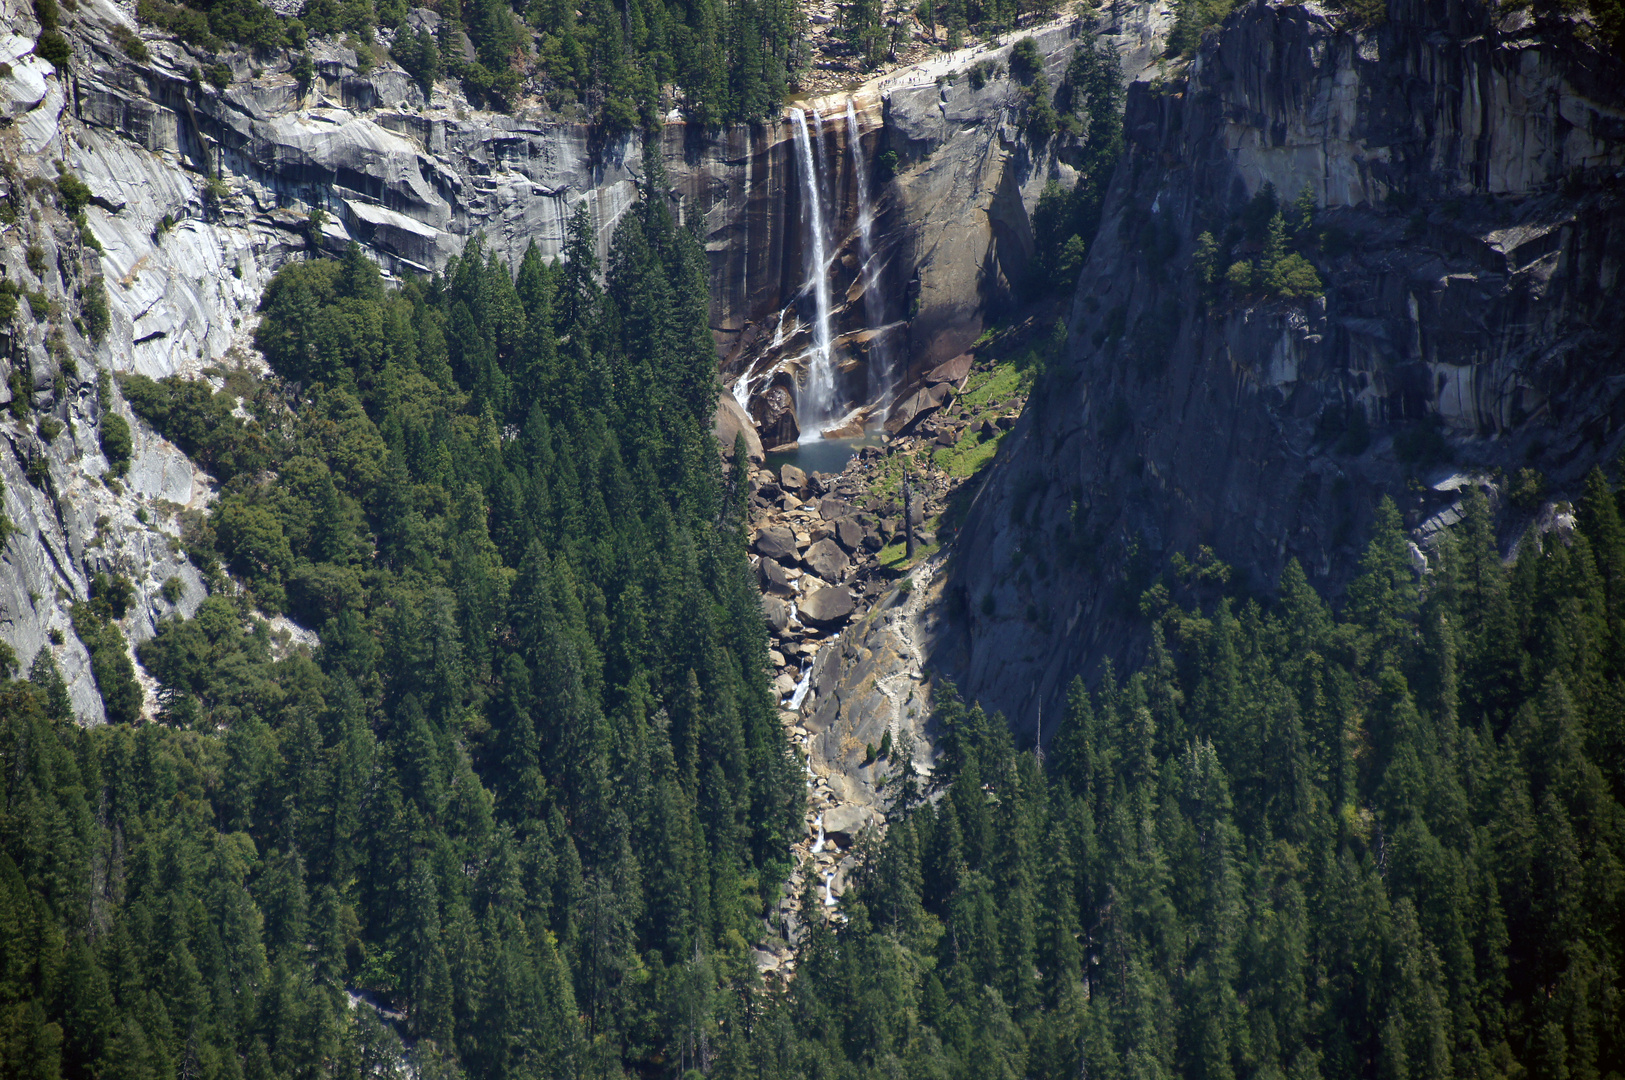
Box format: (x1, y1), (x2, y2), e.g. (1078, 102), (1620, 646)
(69, 603), (142, 722)
(99, 413), (132, 477)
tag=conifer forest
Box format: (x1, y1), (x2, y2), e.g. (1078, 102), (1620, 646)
(1, 0), (1623, 1079)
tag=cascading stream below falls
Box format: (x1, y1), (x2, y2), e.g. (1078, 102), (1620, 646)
(790, 108), (837, 432)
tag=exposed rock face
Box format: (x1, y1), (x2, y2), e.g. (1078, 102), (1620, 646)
(799, 584), (854, 627)
(936, 0), (1625, 731)
(0, 0), (217, 722)
(754, 525), (800, 561)
(803, 537), (850, 581)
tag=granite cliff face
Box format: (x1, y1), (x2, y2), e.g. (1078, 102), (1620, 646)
(938, 0), (1625, 732)
(0, 0), (1151, 718)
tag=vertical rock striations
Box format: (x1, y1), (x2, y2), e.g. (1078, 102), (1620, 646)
(938, 0), (1625, 732)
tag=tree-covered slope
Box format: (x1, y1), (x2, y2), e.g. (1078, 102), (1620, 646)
(758, 489), (1624, 1080)
(0, 166), (801, 1079)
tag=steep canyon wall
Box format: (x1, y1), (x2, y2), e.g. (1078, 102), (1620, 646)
(938, 0), (1625, 732)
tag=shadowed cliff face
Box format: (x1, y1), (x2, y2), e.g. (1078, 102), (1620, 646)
(935, 0), (1625, 733)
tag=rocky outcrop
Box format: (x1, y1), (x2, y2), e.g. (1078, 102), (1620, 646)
(936, 0), (1625, 732)
(726, 4), (1173, 441)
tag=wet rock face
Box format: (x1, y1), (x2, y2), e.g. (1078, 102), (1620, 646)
(56, 0), (1161, 439)
(938, 0), (1625, 732)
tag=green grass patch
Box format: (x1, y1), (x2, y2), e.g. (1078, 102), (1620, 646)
(877, 537), (940, 572)
(959, 362), (1031, 412)
(934, 429), (1006, 478)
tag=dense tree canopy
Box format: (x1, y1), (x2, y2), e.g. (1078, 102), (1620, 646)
(2, 134), (1623, 1080)
(731, 488), (1624, 1080)
(2, 167), (802, 1080)
(137, 0), (808, 124)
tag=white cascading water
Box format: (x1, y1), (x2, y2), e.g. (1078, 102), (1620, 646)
(788, 663), (813, 710)
(811, 814), (826, 853)
(789, 108), (836, 432)
(844, 99), (892, 408)
(823, 869), (838, 907)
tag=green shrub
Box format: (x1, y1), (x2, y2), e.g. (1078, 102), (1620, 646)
(35, 31), (70, 70)
(291, 52), (315, 94)
(1009, 37), (1042, 82)
(204, 62), (232, 90)
(112, 22), (151, 62)
(71, 603), (143, 722)
(90, 570), (136, 620)
(1024, 74), (1059, 144)
(1330, 0), (1386, 28)
(55, 170), (92, 216)
(1166, 0), (1237, 58)
(8, 370), (29, 419)
(1394, 419), (1448, 468)
(1272, 252), (1323, 298)
(81, 276), (110, 342)
(1511, 467), (1547, 511)
(100, 413), (132, 476)
(0, 281), (18, 323)
(37, 417), (63, 441)
(25, 245), (46, 278)
(117, 373), (272, 483)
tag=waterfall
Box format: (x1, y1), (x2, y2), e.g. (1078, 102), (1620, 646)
(738, 125), (751, 330)
(822, 869), (838, 907)
(844, 99), (892, 409)
(811, 813), (826, 853)
(788, 663), (813, 710)
(789, 107), (836, 433)
(845, 101), (873, 257)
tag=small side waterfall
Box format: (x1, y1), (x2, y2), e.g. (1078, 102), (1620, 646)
(845, 99), (891, 409)
(788, 664), (813, 711)
(822, 869), (838, 907)
(790, 107), (836, 432)
(811, 814), (826, 853)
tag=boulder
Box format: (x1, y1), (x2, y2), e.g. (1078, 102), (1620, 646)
(773, 672), (798, 696)
(753, 386), (800, 451)
(822, 804), (874, 846)
(818, 496), (851, 520)
(713, 392), (765, 463)
(803, 538), (850, 582)
(924, 353), (974, 385)
(757, 557), (795, 596)
(762, 596), (792, 633)
(799, 585), (854, 627)
(780, 463), (808, 493)
(835, 518), (864, 552)
(754, 525), (799, 561)
(884, 382), (953, 435)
